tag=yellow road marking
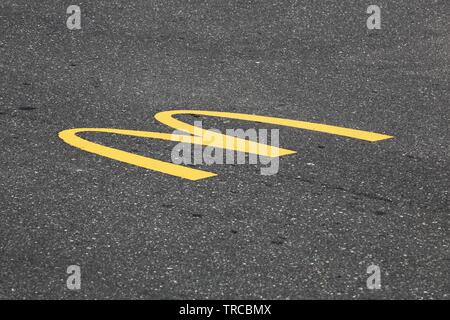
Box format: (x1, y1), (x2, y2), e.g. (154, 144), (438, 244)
(59, 128), (217, 181)
(155, 110), (393, 142)
(59, 110), (393, 180)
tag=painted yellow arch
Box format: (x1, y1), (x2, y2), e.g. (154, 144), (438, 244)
(155, 110), (392, 142)
(58, 128), (218, 180)
(58, 110), (393, 181)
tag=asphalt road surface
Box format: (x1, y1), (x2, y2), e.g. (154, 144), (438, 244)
(0, 0), (449, 299)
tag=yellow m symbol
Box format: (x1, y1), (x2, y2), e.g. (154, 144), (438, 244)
(59, 110), (393, 180)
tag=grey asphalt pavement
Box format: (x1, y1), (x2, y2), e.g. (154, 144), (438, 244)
(0, 0), (449, 299)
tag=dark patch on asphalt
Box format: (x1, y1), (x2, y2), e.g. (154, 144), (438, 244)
(294, 177), (315, 184)
(17, 107), (37, 111)
(294, 178), (394, 204)
(351, 191), (393, 203)
(320, 183), (393, 203)
(271, 236), (287, 246)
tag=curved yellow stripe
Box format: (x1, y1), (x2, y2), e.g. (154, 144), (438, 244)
(59, 128), (217, 181)
(155, 110), (393, 142)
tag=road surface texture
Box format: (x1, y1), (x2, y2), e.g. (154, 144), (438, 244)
(0, 0), (449, 299)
